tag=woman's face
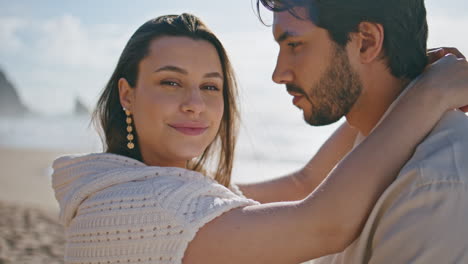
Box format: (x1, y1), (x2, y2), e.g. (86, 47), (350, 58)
(119, 36), (225, 168)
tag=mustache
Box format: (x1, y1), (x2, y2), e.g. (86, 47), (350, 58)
(286, 84), (306, 96)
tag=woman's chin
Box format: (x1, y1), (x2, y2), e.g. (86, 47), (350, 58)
(174, 148), (207, 162)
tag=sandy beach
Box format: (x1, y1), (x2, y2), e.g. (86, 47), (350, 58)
(0, 147), (72, 263)
(0, 147), (69, 210)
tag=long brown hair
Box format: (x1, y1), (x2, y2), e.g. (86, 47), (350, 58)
(93, 13), (239, 187)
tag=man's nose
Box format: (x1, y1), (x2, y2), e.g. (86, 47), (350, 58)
(272, 55), (294, 84)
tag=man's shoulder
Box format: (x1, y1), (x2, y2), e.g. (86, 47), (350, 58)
(400, 110), (468, 184)
(310, 112), (468, 264)
(422, 110), (468, 148)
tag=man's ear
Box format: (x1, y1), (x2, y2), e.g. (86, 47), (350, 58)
(118, 78), (135, 111)
(356, 22), (385, 64)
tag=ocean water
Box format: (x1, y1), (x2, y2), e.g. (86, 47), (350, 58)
(4, 108), (467, 184)
(0, 109), (341, 183)
(0, 115), (99, 150)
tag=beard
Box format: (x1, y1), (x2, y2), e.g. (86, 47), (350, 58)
(288, 45), (363, 126)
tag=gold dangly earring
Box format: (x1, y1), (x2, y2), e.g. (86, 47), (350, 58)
(123, 107), (135, 150)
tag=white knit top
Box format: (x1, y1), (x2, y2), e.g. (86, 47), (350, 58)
(52, 153), (259, 264)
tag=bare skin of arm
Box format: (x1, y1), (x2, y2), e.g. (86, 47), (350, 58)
(239, 47), (467, 204)
(238, 122), (357, 203)
(184, 55), (468, 264)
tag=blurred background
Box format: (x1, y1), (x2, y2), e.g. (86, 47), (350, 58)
(0, 0), (467, 262)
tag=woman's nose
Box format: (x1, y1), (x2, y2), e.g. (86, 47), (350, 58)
(181, 88), (206, 115)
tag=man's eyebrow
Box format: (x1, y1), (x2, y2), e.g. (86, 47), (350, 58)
(154, 65), (188, 74)
(275, 31), (298, 43)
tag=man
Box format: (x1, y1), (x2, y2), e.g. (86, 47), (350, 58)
(257, 0), (468, 263)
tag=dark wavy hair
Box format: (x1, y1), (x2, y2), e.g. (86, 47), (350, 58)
(93, 13), (239, 187)
(257, 0), (429, 80)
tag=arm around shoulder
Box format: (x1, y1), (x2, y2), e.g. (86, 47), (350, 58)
(184, 200), (349, 264)
(184, 62), (468, 264)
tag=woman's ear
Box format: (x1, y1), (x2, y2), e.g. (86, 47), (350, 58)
(356, 22), (385, 64)
(118, 78), (135, 111)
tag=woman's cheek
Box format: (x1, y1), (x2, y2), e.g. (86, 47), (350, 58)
(214, 99), (224, 126)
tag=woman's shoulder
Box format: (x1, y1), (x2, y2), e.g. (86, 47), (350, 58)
(130, 168), (259, 225)
(62, 157), (259, 264)
(52, 152), (145, 170)
(143, 167), (256, 207)
(73, 162), (259, 236)
(53, 152), (258, 227)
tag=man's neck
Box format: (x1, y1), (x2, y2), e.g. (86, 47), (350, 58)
(346, 73), (410, 136)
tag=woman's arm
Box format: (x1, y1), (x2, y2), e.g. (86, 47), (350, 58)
(184, 55), (468, 264)
(238, 122), (357, 203)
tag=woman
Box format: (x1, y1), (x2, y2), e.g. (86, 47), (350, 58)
(52, 13), (468, 264)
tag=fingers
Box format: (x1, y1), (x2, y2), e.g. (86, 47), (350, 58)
(443, 53), (459, 61)
(428, 53), (458, 69)
(427, 47), (466, 66)
(427, 48), (444, 64)
(443, 47), (466, 59)
(429, 47), (466, 59)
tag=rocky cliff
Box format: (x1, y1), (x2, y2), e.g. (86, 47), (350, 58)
(0, 68), (29, 116)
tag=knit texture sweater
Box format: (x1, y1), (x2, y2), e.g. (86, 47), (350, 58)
(52, 153), (259, 264)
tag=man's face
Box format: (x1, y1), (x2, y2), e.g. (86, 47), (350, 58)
(272, 7), (363, 126)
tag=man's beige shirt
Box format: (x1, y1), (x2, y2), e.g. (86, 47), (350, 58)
(311, 92), (468, 264)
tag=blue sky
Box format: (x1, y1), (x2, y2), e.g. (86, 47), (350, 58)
(1, 0), (467, 115)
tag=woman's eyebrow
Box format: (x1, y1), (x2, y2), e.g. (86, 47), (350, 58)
(204, 72), (223, 79)
(154, 65), (188, 74)
(154, 65), (223, 79)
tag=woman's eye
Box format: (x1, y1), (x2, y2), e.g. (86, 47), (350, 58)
(203, 85), (220, 91)
(161, 81), (180, 86)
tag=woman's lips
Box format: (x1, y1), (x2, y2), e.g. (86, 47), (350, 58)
(169, 123), (209, 136)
